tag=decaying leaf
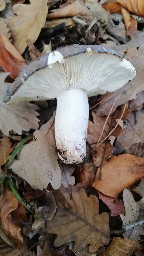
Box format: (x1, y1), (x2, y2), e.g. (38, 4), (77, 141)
(116, 111), (144, 152)
(0, 18), (11, 39)
(92, 154), (144, 197)
(0, 136), (13, 169)
(101, 237), (143, 256)
(8, 0), (48, 54)
(47, 187), (110, 255)
(0, 73), (39, 136)
(0, 35), (25, 79)
(48, 1), (88, 19)
(79, 162), (96, 188)
(120, 189), (139, 226)
(0, 0), (8, 11)
(0, 186), (23, 244)
(98, 192), (124, 216)
(97, 32), (144, 116)
(121, 7), (137, 33)
(32, 191), (56, 231)
(11, 115), (61, 190)
(120, 189), (144, 241)
(117, 0), (144, 16)
(61, 165), (75, 188)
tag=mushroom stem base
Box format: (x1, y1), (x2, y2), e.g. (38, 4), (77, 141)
(55, 88), (89, 164)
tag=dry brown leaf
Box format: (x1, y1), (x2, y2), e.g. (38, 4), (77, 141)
(97, 32), (144, 116)
(48, 1), (88, 19)
(99, 192), (124, 216)
(88, 111), (112, 147)
(116, 111), (144, 152)
(92, 154), (144, 197)
(0, 186), (23, 244)
(130, 91), (144, 111)
(117, 0), (144, 16)
(101, 237), (143, 256)
(0, 35), (25, 79)
(11, 115), (61, 190)
(87, 111), (113, 167)
(119, 189), (144, 240)
(0, 18), (10, 39)
(121, 7), (137, 33)
(8, 0), (48, 54)
(47, 187), (110, 255)
(0, 136), (13, 169)
(79, 162), (96, 188)
(0, 73), (39, 136)
(102, 1), (122, 13)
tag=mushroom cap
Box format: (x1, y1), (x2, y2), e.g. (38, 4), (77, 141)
(5, 45), (136, 104)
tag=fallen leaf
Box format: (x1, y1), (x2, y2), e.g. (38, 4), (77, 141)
(0, 72), (39, 136)
(37, 241), (52, 256)
(8, 0), (48, 54)
(116, 111), (144, 152)
(88, 111), (112, 147)
(120, 189), (139, 226)
(117, 0), (144, 16)
(120, 189), (144, 241)
(0, 0), (8, 11)
(0, 35), (25, 79)
(99, 192), (125, 216)
(0, 18), (11, 39)
(101, 237), (143, 256)
(11, 115), (61, 190)
(0, 186), (23, 244)
(133, 179), (144, 197)
(130, 91), (144, 111)
(102, 1), (122, 13)
(61, 165), (75, 188)
(92, 154), (144, 197)
(47, 187), (110, 255)
(48, 1), (88, 19)
(0, 136), (13, 169)
(130, 143), (144, 157)
(97, 32), (144, 116)
(121, 7), (137, 34)
(79, 162), (96, 188)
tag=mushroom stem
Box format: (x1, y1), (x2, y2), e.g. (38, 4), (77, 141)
(55, 88), (89, 164)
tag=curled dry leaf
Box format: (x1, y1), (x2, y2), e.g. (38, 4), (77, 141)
(61, 165), (75, 188)
(0, 35), (25, 79)
(8, 0), (48, 54)
(121, 7), (137, 34)
(117, 0), (144, 16)
(101, 237), (143, 256)
(98, 192), (125, 216)
(0, 186), (23, 244)
(0, 18), (11, 39)
(0, 73), (39, 136)
(11, 115), (61, 190)
(0, 136), (13, 170)
(79, 162), (96, 188)
(92, 154), (144, 197)
(48, 1), (89, 19)
(47, 187), (110, 255)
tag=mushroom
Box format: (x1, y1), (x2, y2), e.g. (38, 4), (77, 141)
(4, 45), (136, 164)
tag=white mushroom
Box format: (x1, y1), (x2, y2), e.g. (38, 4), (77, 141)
(5, 46), (136, 164)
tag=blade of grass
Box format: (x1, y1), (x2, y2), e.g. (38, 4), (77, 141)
(8, 179), (34, 214)
(5, 135), (31, 169)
